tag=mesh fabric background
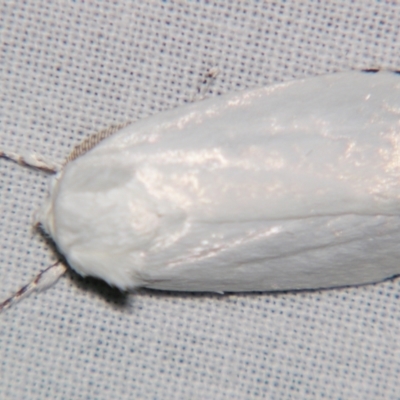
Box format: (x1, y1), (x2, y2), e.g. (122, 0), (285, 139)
(1, 1), (400, 399)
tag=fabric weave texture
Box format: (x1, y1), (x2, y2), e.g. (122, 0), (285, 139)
(1, 2), (399, 399)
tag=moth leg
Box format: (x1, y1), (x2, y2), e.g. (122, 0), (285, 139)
(0, 149), (60, 173)
(190, 66), (220, 102)
(0, 261), (67, 313)
(68, 69), (218, 163)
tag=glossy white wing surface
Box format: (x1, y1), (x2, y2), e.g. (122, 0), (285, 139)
(38, 71), (400, 292)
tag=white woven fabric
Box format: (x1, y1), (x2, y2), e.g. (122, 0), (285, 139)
(1, 1), (399, 399)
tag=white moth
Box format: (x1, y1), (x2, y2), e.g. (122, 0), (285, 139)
(1, 70), (400, 310)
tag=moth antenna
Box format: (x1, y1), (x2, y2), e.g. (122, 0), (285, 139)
(0, 149), (60, 173)
(65, 122), (131, 163)
(0, 261), (67, 313)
